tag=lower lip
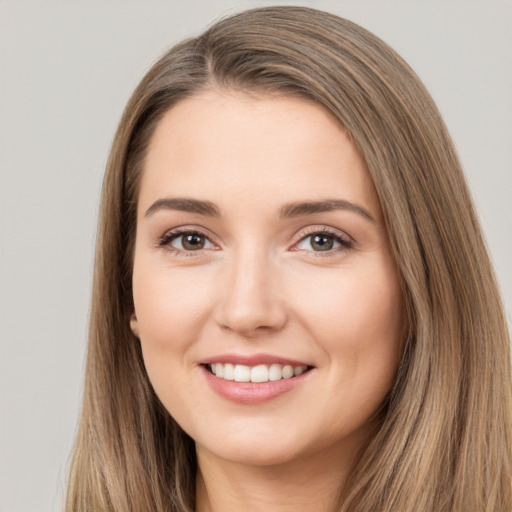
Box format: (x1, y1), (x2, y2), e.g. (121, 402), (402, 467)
(201, 366), (312, 405)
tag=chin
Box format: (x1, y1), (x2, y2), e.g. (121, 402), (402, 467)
(203, 439), (303, 467)
(191, 420), (307, 467)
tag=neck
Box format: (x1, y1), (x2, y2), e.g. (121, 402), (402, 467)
(195, 442), (364, 512)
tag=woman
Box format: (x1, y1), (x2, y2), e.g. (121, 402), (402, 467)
(66, 6), (512, 511)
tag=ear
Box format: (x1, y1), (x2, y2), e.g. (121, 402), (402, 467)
(130, 311), (140, 338)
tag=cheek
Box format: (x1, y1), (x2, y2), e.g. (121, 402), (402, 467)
(132, 261), (214, 351)
(297, 260), (402, 331)
(131, 261), (218, 412)
(291, 261), (404, 385)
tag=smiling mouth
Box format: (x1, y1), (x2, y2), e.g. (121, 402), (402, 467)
(205, 363), (311, 383)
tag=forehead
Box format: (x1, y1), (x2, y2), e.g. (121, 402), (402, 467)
(139, 90), (380, 219)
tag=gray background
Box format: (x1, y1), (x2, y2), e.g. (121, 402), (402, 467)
(0, 1), (510, 511)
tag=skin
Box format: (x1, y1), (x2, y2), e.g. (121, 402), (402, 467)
(130, 90), (405, 511)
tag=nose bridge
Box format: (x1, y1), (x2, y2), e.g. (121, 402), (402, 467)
(217, 241), (286, 335)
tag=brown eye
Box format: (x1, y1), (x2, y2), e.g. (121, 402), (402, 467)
(294, 230), (352, 254)
(164, 231), (215, 252)
(296, 233), (338, 252)
(310, 234), (334, 251)
(181, 233), (206, 250)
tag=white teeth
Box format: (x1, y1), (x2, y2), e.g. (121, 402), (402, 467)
(282, 365), (294, 379)
(294, 366), (305, 376)
(268, 364), (283, 381)
(250, 365), (268, 383)
(233, 364), (251, 382)
(209, 363), (308, 383)
(223, 363), (234, 381)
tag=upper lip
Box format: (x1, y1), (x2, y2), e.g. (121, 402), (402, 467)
(199, 353), (312, 367)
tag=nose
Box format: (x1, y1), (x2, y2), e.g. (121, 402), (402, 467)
(214, 247), (288, 337)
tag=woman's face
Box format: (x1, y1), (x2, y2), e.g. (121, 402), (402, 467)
(131, 90), (404, 467)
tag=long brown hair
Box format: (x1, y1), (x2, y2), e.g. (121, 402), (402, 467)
(66, 6), (512, 511)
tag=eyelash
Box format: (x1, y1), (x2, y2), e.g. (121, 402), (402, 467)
(158, 229), (216, 257)
(293, 227), (354, 256)
(158, 226), (354, 257)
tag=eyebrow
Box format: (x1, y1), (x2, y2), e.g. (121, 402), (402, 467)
(144, 197), (374, 222)
(145, 198), (221, 218)
(279, 199), (375, 222)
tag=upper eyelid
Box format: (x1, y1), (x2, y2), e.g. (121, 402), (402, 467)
(293, 225), (353, 243)
(158, 227), (219, 253)
(160, 224), (351, 239)
(161, 225), (218, 241)
(159, 224), (353, 252)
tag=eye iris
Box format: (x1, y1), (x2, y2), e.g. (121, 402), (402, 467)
(182, 234), (205, 250)
(311, 234), (334, 251)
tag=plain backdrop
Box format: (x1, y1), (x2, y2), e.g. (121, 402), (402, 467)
(0, 1), (511, 511)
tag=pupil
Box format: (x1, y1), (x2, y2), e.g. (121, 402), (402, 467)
(183, 234), (204, 250)
(312, 234), (333, 251)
